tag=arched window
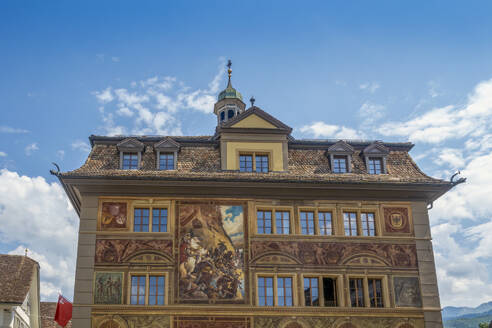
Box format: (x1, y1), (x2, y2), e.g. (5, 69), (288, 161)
(228, 109), (235, 119)
(220, 111), (225, 121)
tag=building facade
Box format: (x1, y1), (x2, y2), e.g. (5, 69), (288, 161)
(0, 255), (41, 328)
(57, 66), (456, 328)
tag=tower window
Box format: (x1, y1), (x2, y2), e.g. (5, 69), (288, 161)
(228, 109), (235, 119)
(220, 111), (225, 121)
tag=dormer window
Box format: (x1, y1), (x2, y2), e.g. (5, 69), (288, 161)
(239, 152), (270, 173)
(333, 155), (348, 173)
(117, 138), (144, 170)
(327, 140), (355, 174)
(240, 154), (253, 172)
(123, 153), (139, 170)
(363, 142), (389, 175)
(154, 137), (180, 170)
(159, 153), (175, 170)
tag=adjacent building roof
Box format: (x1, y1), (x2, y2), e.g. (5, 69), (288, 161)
(0, 255), (38, 304)
(40, 302), (72, 328)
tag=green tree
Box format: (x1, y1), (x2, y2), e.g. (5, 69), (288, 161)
(478, 322), (488, 328)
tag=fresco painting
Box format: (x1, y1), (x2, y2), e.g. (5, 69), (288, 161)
(101, 202), (128, 229)
(394, 276), (422, 307)
(94, 272), (123, 304)
(178, 204), (245, 301)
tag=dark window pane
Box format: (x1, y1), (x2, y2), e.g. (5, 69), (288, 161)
(349, 278), (364, 307)
(275, 211), (290, 234)
(239, 155), (253, 172)
(333, 155), (348, 173)
(323, 277), (337, 307)
(159, 153), (175, 170)
(255, 155), (269, 173)
(369, 278), (383, 307)
(228, 109), (235, 118)
(220, 111), (225, 121)
(300, 211), (315, 235)
(134, 208), (150, 232)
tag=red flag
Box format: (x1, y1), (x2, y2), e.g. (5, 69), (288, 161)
(54, 295), (72, 327)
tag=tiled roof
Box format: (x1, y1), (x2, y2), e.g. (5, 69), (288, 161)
(0, 255), (38, 304)
(61, 142), (447, 185)
(40, 302), (72, 328)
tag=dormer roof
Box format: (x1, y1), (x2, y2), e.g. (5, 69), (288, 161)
(218, 106), (292, 133)
(327, 140), (355, 154)
(116, 138), (144, 152)
(363, 141), (390, 156)
(154, 137), (180, 151)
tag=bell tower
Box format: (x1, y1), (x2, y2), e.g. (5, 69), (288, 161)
(214, 60), (246, 125)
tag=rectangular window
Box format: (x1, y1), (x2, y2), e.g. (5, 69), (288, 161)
(368, 278), (384, 308)
(349, 278), (365, 307)
(257, 210), (272, 234)
(275, 211), (290, 234)
(134, 208), (150, 232)
(277, 277), (293, 306)
(122, 153), (139, 170)
(344, 212), (358, 236)
(159, 153), (174, 170)
(303, 277), (319, 306)
(130, 275), (146, 305)
(239, 155), (253, 172)
(148, 275), (165, 305)
(361, 212), (376, 236)
(300, 211), (315, 235)
(333, 155), (348, 173)
(323, 277), (338, 307)
(368, 157), (383, 174)
(258, 277), (274, 306)
(152, 208), (168, 232)
(318, 211), (333, 235)
(255, 155), (269, 173)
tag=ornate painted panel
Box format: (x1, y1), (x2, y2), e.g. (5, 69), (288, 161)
(394, 276), (422, 307)
(254, 317), (424, 328)
(100, 202), (128, 230)
(383, 207), (412, 235)
(173, 316), (250, 328)
(250, 241), (418, 268)
(93, 272), (123, 304)
(94, 315), (170, 328)
(95, 239), (173, 264)
(177, 203), (246, 302)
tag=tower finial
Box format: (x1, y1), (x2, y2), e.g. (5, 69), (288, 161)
(250, 96), (255, 107)
(227, 59), (232, 87)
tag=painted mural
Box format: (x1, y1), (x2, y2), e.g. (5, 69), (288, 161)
(178, 204), (245, 301)
(94, 272), (123, 304)
(100, 202), (128, 229)
(95, 239), (173, 264)
(250, 241), (418, 268)
(254, 317), (424, 328)
(383, 207), (411, 234)
(394, 277), (422, 307)
(174, 316), (250, 328)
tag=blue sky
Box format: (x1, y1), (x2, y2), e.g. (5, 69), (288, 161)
(1, 1), (492, 306)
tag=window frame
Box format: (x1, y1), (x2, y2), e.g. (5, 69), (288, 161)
(341, 207), (380, 237)
(158, 152), (176, 171)
(256, 207), (293, 235)
(238, 152), (271, 173)
(128, 272), (168, 306)
(298, 207), (336, 236)
(367, 157), (384, 174)
(256, 273), (297, 307)
(121, 152), (140, 170)
(332, 155), (349, 173)
(301, 274), (342, 307)
(131, 202), (171, 233)
(346, 275), (388, 308)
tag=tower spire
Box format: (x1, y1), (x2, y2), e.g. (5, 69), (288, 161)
(227, 59), (232, 88)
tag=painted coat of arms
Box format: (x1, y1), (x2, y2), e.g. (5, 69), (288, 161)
(178, 204), (245, 301)
(100, 202), (127, 229)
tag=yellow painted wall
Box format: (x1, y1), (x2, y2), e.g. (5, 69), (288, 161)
(231, 114), (278, 129)
(226, 142), (284, 171)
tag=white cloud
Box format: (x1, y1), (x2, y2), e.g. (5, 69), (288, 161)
(378, 78), (492, 143)
(94, 87), (114, 104)
(71, 140), (91, 153)
(56, 150), (65, 160)
(116, 107), (133, 117)
(0, 151), (6, 157)
(434, 148), (465, 169)
(358, 102), (386, 125)
(111, 56), (120, 63)
(428, 80), (441, 98)
(0, 169), (78, 300)
(299, 121), (365, 139)
(25, 143), (38, 156)
(359, 81), (380, 93)
(0, 126), (29, 133)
